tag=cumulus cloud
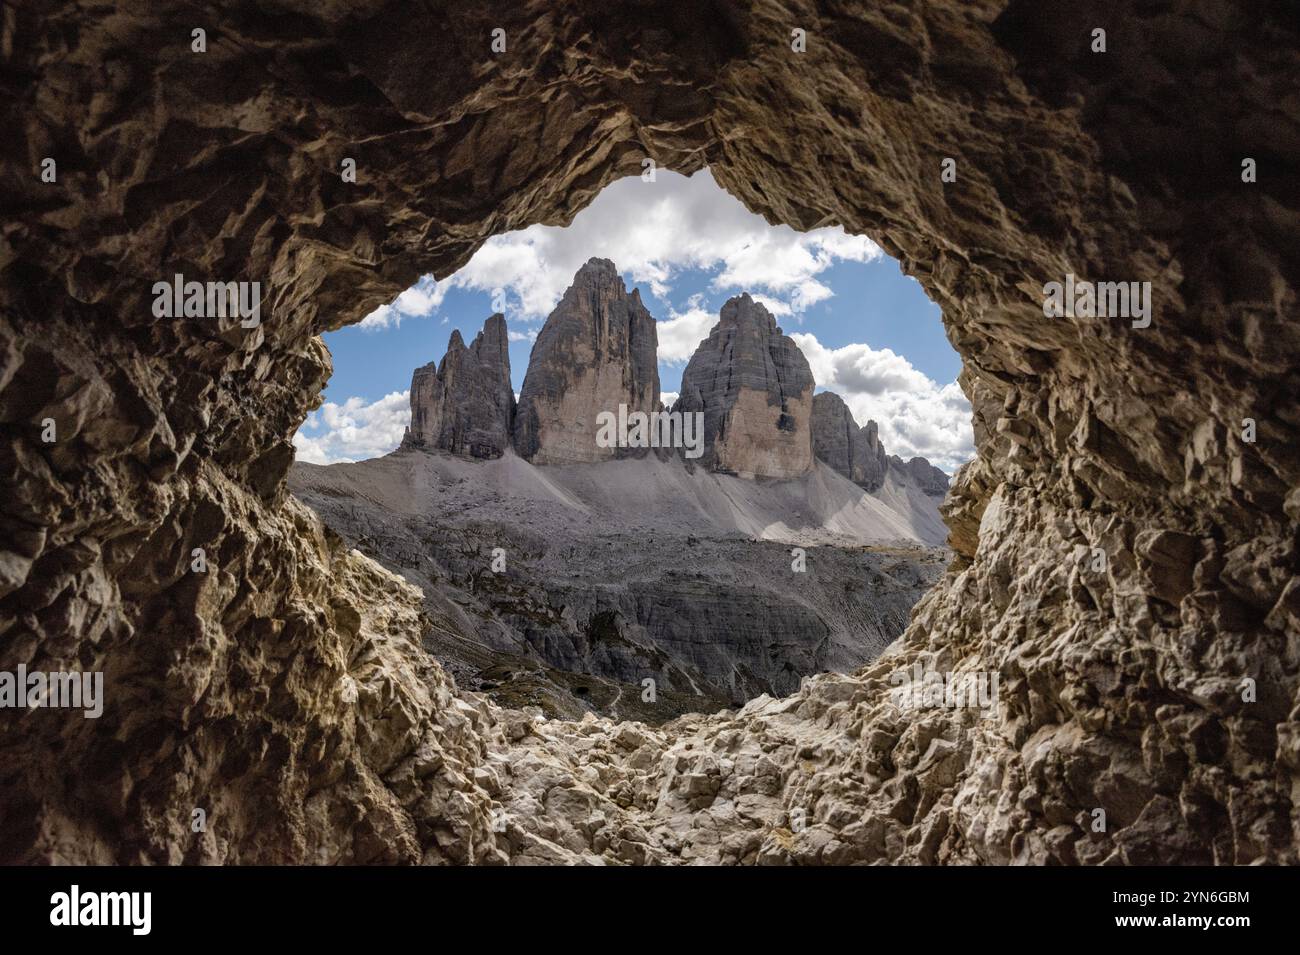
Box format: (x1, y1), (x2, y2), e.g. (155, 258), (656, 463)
(293, 391), (411, 465)
(358, 169), (884, 329)
(656, 307), (718, 364)
(358, 277), (448, 331)
(791, 333), (974, 473)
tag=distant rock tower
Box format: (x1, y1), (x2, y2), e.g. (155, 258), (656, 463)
(810, 391), (887, 490)
(402, 313), (515, 459)
(676, 294), (814, 479)
(513, 258), (660, 465)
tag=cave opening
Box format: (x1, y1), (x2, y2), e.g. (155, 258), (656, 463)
(2, 2), (1294, 866)
(288, 167), (971, 724)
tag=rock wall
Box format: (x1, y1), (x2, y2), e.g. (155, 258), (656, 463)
(514, 259), (659, 464)
(1, 1), (1297, 864)
(811, 391), (897, 492)
(403, 314), (515, 459)
(678, 294), (815, 479)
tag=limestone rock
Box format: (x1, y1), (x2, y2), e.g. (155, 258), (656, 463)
(810, 391), (888, 490)
(2, 0), (1296, 867)
(888, 454), (950, 498)
(514, 260), (659, 464)
(677, 295), (814, 479)
(402, 314), (515, 459)
(858, 420), (889, 491)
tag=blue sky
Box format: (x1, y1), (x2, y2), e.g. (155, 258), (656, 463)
(295, 170), (973, 471)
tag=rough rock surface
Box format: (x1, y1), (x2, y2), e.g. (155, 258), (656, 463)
(889, 455), (949, 498)
(1, 1), (1297, 864)
(811, 391), (890, 491)
(514, 259), (659, 465)
(678, 294), (815, 479)
(290, 447), (947, 720)
(859, 420), (889, 491)
(402, 314), (514, 459)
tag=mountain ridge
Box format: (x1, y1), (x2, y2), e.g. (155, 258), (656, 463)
(402, 260), (953, 493)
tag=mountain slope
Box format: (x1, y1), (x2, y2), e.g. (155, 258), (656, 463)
(290, 447), (947, 720)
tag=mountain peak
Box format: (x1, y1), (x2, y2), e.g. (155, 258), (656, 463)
(514, 260), (659, 464)
(677, 295), (814, 479)
(402, 314), (515, 459)
(578, 256), (618, 275)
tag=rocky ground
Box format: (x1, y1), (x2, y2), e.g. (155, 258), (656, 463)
(291, 446), (948, 721)
(3, 1), (1295, 866)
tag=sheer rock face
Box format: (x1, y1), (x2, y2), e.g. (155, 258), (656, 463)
(403, 315), (514, 459)
(858, 421), (889, 492)
(678, 295), (815, 479)
(514, 259), (659, 464)
(2, 1), (1298, 865)
(811, 392), (889, 490)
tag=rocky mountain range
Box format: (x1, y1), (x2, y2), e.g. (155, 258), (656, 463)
(397, 257), (950, 493)
(293, 259), (952, 721)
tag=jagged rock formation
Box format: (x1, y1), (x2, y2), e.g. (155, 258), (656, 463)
(514, 259), (659, 464)
(859, 420), (889, 490)
(1, 1), (1297, 865)
(811, 391), (949, 495)
(811, 391), (888, 490)
(889, 455), (949, 498)
(678, 294), (815, 479)
(402, 314), (514, 459)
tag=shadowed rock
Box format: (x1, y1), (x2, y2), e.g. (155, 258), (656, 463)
(811, 391), (889, 490)
(514, 259), (659, 464)
(888, 454), (949, 497)
(677, 294), (814, 479)
(402, 314), (515, 459)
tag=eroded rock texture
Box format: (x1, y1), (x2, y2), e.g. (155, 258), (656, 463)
(890, 455), (948, 498)
(1, 1), (1297, 864)
(678, 294), (815, 479)
(812, 391), (890, 490)
(514, 259), (659, 464)
(403, 314), (515, 459)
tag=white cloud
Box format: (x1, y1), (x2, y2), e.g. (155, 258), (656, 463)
(507, 329), (537, 343)
(656, 307), (718, 364)
(293, 391), (411, 465)
(358, 276), (448, 331)
(360, 169), (884, 328)
(660, 391), (679, 408)
(791, 333), (974, 473)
